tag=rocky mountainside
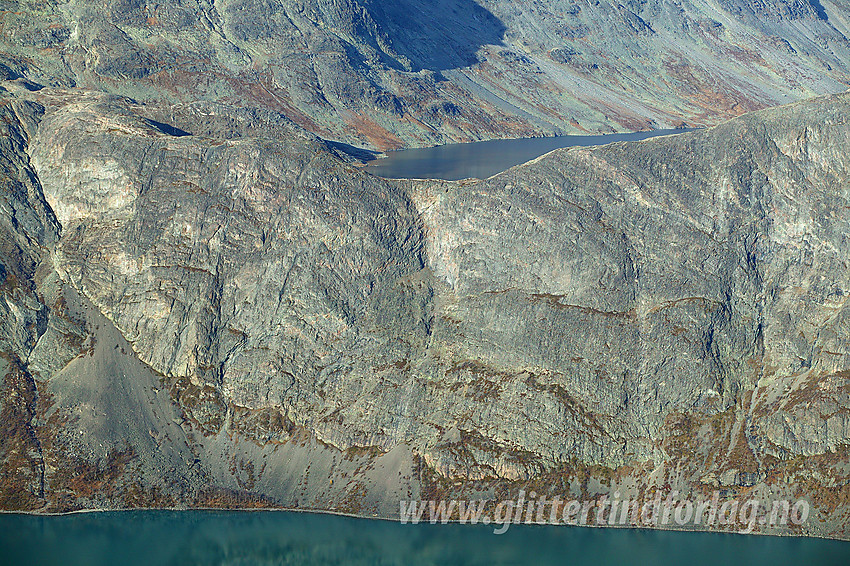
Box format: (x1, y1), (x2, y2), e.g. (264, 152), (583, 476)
(1, 0), (849, 148)
(0, 75), (849, 537)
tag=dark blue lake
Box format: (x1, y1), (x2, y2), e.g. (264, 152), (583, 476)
(1, 511), (847, 565)
(365, 129), (692, 180)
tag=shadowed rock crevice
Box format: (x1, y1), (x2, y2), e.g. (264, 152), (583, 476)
(366, 0), (507, 71)
(809, 0), (829, 22)
(145, 119), (191, 137)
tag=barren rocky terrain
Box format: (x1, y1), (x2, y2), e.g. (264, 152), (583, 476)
(0, 78), (847, 537)
(1, 0), (850, 542)
(1, 1), (850, 148)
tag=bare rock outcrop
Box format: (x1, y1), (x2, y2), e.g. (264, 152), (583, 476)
(0, 82), (848, 537)
(1, 1), (849, 148)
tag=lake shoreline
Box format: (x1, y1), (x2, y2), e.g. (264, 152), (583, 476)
(2, 505), (846, 542)
(373, 127), (697, 157)
(364, 127), (697, 181)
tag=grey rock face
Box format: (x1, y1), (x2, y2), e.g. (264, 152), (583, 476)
(1, 81), (848, 536)
(33, 90), (430, 422)
(0, 90), (60, 510)
(0, 95), (58, 358)
(1, 1), (849, 148)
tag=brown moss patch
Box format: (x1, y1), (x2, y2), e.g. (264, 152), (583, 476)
(169, 376), (227, 436)
(0, 354), (44, 510)
(229, 403), (292, 446)
(344, 445), (386, 461)
(529, 293), (637, 320)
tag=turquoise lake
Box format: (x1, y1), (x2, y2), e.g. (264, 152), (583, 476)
(1, 511), (848, 565)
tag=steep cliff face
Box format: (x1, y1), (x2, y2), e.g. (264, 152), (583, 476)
(0, 90), (61, 510)
(0, 79), (848, 537)
(1, 1), (849, 148)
